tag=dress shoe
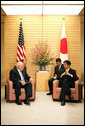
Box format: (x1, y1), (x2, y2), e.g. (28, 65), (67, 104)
(69, 95), (73, 100)
(24, 99), (30, 106)
(46, 92), (52, 95)
(61, 101), (65, 106)
(15, 100), (22, 105)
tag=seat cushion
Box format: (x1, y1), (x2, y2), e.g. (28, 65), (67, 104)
(12, 88), (25, 93)
(56, 88), (76, 94)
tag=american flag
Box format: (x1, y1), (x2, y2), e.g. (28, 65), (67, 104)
(17, 21), (26, 62)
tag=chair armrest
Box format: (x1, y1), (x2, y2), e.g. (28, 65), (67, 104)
(8, 80), (13, 94)
(75, 80), (79, 100)
(7, 75), (13, 93)
(53, 80), (59, 88)
(6, 80), (13, 101)
(31, 80), (35, 90)
(75, 80), (79, 87)
(53, 80), (59, 98)
(77, 74), (81, 84)
(30, 79), (35, 99)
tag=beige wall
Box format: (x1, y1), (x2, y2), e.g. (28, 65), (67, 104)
(81, 16), (84, 83)
(3, 15), (81, 82)
(1, 16), (4, 83)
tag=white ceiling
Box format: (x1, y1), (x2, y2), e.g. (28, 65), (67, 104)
(1, 1), (42, 4)
(1, 1), (84, 15)
(1, 1), (84, 4)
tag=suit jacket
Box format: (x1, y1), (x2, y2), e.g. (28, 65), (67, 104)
(54, 64), (65, 79)
(10, 66), (31, 88)
(23, 66), (27, 73)
(61, 68), (79, 82)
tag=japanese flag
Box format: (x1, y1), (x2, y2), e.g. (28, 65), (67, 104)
(60, 24), (68, 63)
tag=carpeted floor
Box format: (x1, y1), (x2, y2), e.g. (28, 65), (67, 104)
(1, 88), (84, 125)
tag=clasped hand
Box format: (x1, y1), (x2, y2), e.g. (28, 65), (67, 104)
(61, 71), (71, 77)
(20, 81), (26, 86)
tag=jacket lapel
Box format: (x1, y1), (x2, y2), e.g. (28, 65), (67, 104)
(14, 67), (21, 80)
(60, 64), (63, 71)
(68, 68), (72, 74)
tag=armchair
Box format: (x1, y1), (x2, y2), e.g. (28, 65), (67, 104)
(52, 78), (82, 102)
(6, 76), (35, 102)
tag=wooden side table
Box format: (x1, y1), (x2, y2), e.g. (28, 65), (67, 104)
(36, 71), (50, 91)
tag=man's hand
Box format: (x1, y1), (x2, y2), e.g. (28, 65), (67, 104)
(65, 71), (72, 76)
(65, 70), (68, 75)
(61, 72), (66, 77)
(20, 81), (26, 86)
(29, 78), (35, 84)
(54, 74), (57, 78)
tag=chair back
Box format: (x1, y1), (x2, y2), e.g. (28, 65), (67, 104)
(7, 75), (13, 84)
(7, 76), (10, 83)
(77, 74), (81, 84)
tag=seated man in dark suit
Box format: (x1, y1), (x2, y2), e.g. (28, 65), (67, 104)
(10, 62), (32, 105)
(60, 60), (79, 106)
(47, 58), (65, 95)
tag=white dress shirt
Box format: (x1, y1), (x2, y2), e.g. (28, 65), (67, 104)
(59, 64), (62, 70)
(17, 68), (25, 82)
(66, 68), (70, 72)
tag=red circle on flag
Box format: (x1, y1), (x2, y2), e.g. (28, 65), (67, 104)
(60, 38), (68, 54)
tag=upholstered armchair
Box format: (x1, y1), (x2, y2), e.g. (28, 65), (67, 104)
(6, 76), (35, 102)
(52, 77), (82, 102)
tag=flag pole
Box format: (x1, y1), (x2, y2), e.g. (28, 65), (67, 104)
(42, 1), (44, 43)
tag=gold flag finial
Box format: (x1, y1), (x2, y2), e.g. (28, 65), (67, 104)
(20, 18), (22, 22)
(62, 18), (65, 24)
(62, 18), (65, 20)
